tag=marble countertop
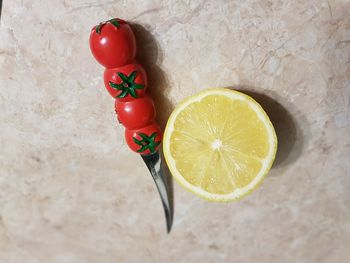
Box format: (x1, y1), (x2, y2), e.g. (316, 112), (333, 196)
(0, 0), (349, 262)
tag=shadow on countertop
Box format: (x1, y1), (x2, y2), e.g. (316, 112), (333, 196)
(130, 23), (174, 130)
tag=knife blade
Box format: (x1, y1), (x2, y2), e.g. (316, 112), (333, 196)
(141, 150), (173, 233)
(0, 0), (3, 23)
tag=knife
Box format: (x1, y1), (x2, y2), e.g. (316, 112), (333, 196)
(89, 17), (173, 233)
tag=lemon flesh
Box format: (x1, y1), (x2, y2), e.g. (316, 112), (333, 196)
(163, 88), (277, 202)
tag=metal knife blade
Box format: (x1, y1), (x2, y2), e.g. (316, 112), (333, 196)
(141, 150), (173, 233)
(0, 0), (3, 23)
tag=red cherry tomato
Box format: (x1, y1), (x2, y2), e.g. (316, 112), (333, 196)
(89, 18), (136, 68)
(104, 63), (147, 101)
(125, 123), (162, 155)
(115, 96), (156, 129)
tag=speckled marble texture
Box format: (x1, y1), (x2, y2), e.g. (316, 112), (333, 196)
(0, 0), (349, 262)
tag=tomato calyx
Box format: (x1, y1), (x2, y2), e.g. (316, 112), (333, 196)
(109, 71), (144, 98)
(95, 18), (121, 34)
(133, 132), (161, 154)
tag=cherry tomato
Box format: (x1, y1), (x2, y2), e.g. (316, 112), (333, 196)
(89, 18), (136, 68)
(125, 123), (162, 155)
(104, 63), (147, 101)
(115, 96), (156, 129)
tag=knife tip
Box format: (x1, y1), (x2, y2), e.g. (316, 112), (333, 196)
(165, 209), (173, 233)
(166, 221), (172, 234)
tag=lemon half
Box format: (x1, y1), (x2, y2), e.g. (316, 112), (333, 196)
(163, 88), (277, 202)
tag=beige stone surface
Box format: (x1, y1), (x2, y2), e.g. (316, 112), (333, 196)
(1, 0), (350, 262)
